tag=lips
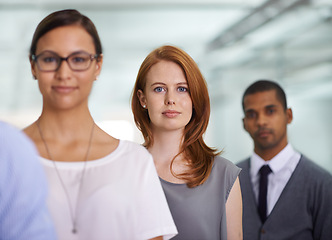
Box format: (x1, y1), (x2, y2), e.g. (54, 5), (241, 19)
(256, 129), (272, 138)
(162, 110), (180, 118)
(52, 86), (77, 93)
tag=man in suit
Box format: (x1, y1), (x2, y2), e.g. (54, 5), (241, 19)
(237, 80), (332, 240)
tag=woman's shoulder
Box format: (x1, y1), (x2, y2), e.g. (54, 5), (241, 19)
(211, 156), (241, 196)
(213, 155), (241, 175)
(214, 155), (237, 167)
(96, 126), (148, 156)
(118, 140), (148, 152)
(114, 140), (152, 160)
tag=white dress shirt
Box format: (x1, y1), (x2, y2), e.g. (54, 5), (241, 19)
(250, 143), (301, 216)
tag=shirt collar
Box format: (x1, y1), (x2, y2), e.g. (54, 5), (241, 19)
(250, 143), (296, 177)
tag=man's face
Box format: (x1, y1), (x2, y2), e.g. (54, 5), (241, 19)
(242, 90), (293, 158)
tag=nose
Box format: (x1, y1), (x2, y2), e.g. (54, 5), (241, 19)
(166, 99), (175, 105)
(256, 113), (267, 127)
(165, 92), (175, 105)
(55, 60), (72, 80)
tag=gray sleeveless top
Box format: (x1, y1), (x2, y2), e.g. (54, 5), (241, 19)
(160, 156), (241, 240)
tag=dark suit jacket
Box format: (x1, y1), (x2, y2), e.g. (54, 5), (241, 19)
(237, 155), (332, 240)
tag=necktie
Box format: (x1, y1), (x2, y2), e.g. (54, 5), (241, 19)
(258, 165), (272, 223)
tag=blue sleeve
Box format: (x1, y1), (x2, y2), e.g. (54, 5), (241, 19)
(0, 122), (56, 240)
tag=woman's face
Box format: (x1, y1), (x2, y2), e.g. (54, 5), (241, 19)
(31, 25), (102, 110)
(138, 60), (193, 134)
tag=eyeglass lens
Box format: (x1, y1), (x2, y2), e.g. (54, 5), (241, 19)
(35, 51), (95, 71)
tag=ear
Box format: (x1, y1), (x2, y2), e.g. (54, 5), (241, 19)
(137, 89), (147, 108)
(286, 108), (293, 124)
(242, 118), (248, 132)
(94, 54), (103, 80)
(30, 58), (37, 80)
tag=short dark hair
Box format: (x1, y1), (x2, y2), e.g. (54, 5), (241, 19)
(242, 80), (287, 111)
(29, 9), (102, 57)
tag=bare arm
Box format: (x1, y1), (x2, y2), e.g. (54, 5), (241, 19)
(149, 237), (163, 240)
(226, 177), (243, 240)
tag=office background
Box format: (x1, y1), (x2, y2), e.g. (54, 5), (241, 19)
(1, 0), (331, 172)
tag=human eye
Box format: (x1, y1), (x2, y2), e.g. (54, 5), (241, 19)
(154, 86), (165, 93)
(40, 54), (58, 63)
(178, 86), (188, 92)
(245, 111), (257, 119)
(266, 107), (276, 115)
(70, 54), (89, 63)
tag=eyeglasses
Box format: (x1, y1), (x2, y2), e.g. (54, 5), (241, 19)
(31, 51), (99, 72)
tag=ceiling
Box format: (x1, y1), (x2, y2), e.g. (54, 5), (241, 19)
(1, 0), (332, 127)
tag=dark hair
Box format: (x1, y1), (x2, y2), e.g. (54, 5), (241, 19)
(242, 80), (287, 111)
(29, 9), (102, 57)
(131, 45), (220, 188)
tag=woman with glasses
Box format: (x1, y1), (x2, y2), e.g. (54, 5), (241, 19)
(131, 45), (243, 240)
(24, 9), (177, 240)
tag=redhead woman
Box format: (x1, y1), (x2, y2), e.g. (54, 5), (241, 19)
(23, 10), (177, 240)
(132, 45), (243, 240)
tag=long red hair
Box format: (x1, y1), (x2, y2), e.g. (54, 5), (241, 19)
(131, 45), (220, 187)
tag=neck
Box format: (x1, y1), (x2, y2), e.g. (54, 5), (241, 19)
(37, 107), (94, 142)
(255, 142), (288, 161)
(149, 129), (191, 183)
(148, 129), (184, 163)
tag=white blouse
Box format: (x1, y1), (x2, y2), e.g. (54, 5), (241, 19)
(41, 140), (177, 240)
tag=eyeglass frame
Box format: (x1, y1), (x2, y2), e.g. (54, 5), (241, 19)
(31, 50), (100, 72)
